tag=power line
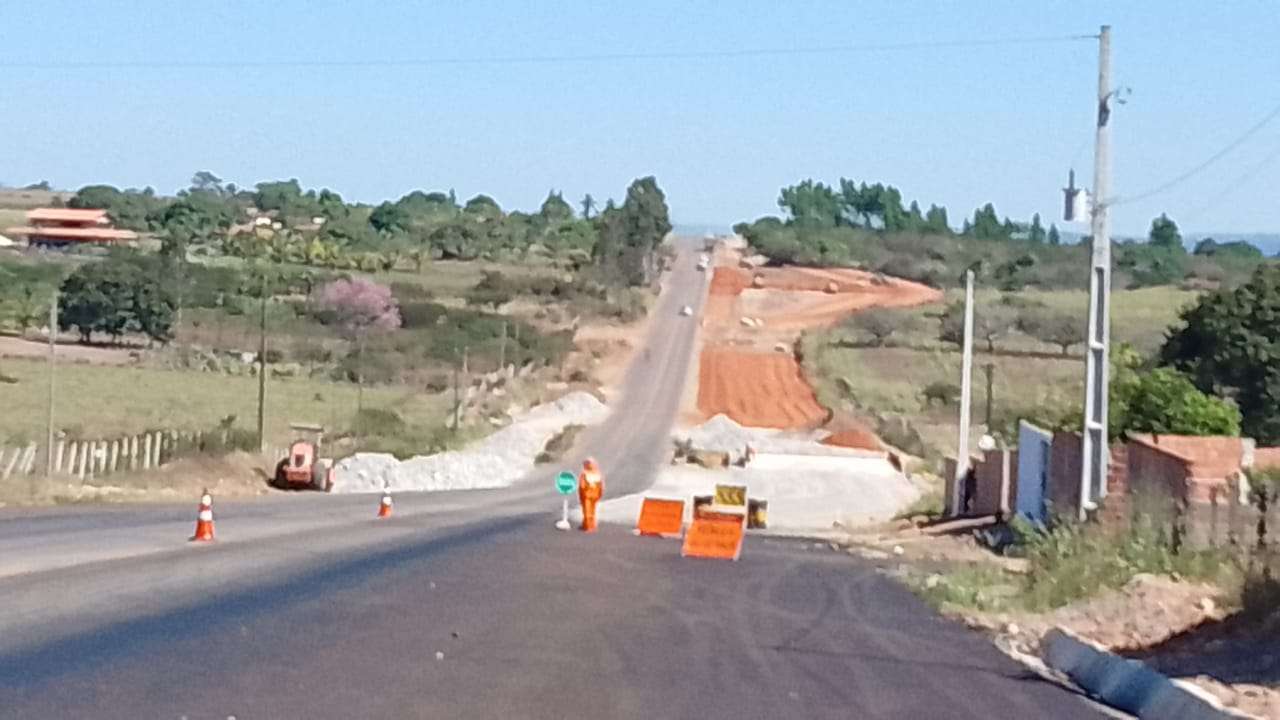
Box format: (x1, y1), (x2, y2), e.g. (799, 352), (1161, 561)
(0, 34), (1096, 70)
(1183, 137), (1280, 221)
(1112, 97), (1280, 206)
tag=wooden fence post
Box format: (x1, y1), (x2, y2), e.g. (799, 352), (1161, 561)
(54, 438), (65, 474)
(77, 443), (88, 482)
(109, 440), (120, 474)
(128, 435), (139, 470)
(143, 434), (152, 470)
(22, 444), (35, 475)
(152, 431), (162, 467)
(1, 448), (18, 480)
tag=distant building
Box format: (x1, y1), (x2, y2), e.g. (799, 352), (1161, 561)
(4, 208), (138, 247)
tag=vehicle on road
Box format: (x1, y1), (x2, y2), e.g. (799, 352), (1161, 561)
(273, 423), (335, 492)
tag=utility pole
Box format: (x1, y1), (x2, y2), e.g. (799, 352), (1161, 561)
(982, 362), (995, 427)
(44, 291), (57, 477)
(499, 321), (508, 370)
(256, 274), (268, 452)
(1080, 25), (1113, 521)
(952, 269), (976, 516)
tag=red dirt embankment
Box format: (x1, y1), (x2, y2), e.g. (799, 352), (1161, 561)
(696, 263), (941, 433)
(697, 347), (827, 429)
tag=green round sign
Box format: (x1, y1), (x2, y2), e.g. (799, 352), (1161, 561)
(555, 471), (577, 495)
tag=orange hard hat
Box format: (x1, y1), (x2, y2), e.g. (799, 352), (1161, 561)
(583, 457), (598, 471)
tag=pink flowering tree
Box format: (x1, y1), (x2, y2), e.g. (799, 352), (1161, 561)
(310, 278), (401, 415)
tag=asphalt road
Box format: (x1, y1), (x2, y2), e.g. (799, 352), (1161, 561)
(0, 239), (1109, 718)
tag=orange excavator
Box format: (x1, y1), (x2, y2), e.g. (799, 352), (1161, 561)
(273, 423), (335, 492)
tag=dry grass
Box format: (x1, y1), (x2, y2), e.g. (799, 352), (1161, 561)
(807, 286), (1198, 458)
(0, 358), (448, 445)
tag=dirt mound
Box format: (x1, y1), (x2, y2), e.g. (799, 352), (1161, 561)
(697, 348), (827, 428)
(822, 428), (884, 452)
(709, 267), (753, 295)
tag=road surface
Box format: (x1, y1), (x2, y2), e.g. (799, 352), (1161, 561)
(0, 240), (1109, 718)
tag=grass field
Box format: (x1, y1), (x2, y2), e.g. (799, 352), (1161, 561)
(806, 286), (1202, 459)
(0, 358), (448, 445)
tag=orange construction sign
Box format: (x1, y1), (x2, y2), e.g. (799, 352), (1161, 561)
(681, 511), (745, 561)
(636, 497), (684, 537)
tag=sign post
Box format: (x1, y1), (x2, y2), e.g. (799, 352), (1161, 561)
(554, 471), (576, 530)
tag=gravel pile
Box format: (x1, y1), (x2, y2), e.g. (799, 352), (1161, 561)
(332, 392), (608, 494)
(678, 414), (870, 457)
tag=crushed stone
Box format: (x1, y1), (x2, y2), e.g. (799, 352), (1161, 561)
(331, 392), (607, 493)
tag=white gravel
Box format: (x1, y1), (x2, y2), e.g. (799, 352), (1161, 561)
(596, 455), (919, 534)
(331, 392), (608, 494)
(678, 414), (879, 457)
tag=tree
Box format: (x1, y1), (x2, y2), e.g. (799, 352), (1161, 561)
(1027, 213), (1046, 244)
(23, 180), (52, 191)
(463, 194), (502, 221)
(310, 278), (401, 400)
(539, 191), (574, 223)
(1121, 368), (1241, 437)
(580, 194), (597, 219)
(465, 271), (516, 310)
(369, 201), (411, 233)
(57, 256), (176, 344)
(1047, 223), (1061, 246)
(1016, 308), (1081, 355)
(938, 302), (1014, 352)
(779, 180), (842, 228)
(190, 170), (225, 196)
(967, 203), (1010, 241)
(1161, 265), (1280, 443)
(1193, 237), (1262, 259)
(615, 177), (671, 286)
(11, 285), (46, 335)
(1148, 213), (1184, 252)
(69, 185), (163, 231)
(923, 204), (950, 234)
(847, 307), (917, 346)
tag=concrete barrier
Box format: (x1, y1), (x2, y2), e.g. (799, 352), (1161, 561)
(1042, 628), (1252, 719)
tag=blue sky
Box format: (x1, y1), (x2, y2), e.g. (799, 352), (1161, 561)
(2, 1), (1278, 237)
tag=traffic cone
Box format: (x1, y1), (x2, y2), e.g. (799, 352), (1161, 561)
(191, 490), (215, 542)
(377, 491), (393, 518)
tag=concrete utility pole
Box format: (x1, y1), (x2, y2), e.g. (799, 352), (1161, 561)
(44, 291), (57, 477)
(256, 274), (268, 452)
(1080, 25), (1113, 521)
(952, 269), (976, 515)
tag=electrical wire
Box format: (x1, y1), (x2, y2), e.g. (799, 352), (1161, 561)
(1112, 98), (1280, 206)
(1182, 138), (1280, 221)
(0, 34), (1097, 70)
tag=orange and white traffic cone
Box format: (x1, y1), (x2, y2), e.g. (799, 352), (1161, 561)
(377, 491), (393, 518)
(191, 490), (215, 542)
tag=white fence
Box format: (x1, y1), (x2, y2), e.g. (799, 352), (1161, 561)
(0, 430), (253, 482)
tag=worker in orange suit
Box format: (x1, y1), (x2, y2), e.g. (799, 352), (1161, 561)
(578, 457), (604, 532)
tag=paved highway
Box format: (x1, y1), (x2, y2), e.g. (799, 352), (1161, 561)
(0, 240), (1109, 718)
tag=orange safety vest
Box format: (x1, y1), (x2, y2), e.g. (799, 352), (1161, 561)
(578, 469), (603, 501)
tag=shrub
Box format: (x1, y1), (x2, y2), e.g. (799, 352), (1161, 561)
(921, 381), (960, 407)
(846, 307), (917, 346)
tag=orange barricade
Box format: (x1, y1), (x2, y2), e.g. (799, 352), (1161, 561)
(636, 497), (684, 538)
(681, 511), (745, 560)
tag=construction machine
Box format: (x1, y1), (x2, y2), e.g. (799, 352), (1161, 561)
(274, 423), (335, 492)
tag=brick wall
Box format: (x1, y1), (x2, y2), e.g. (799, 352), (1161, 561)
(1048, 432), (1083, 518)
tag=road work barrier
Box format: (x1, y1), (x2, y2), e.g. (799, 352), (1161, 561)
(714, 483), (747, 508)
(190, 490), (215, 542)
(681, 510), (745, 560)
(636, 496), (684, 537)
(377, 491), (393, 518)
